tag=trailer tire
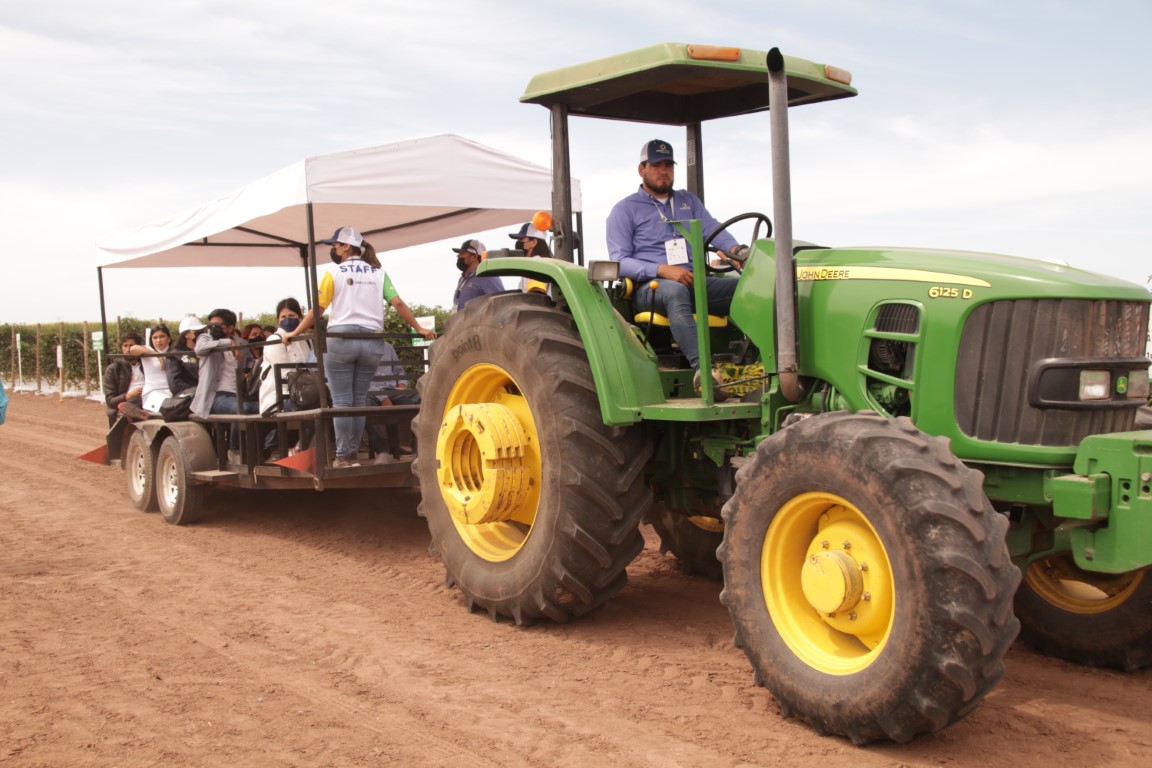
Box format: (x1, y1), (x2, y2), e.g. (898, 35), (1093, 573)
(1015, 556), (1152, 671)
(125, 429), (158, 512)
(414, 292), (652, 624)
(648, 503), (724, 579)
(156, 436), (206, 526)
(718, 412), (1019, 744)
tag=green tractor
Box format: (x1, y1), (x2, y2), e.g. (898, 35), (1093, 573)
(413, 43), (1152, 743)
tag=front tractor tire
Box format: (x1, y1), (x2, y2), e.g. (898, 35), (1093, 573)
(718, 413), (1020, 744)
(1015, 556), (1152, 671)
(414, 293), (653, 624)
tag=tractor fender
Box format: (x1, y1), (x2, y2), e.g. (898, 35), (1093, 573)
(479, 256), (665, 425)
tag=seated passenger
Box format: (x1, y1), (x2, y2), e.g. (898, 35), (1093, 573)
(191, 308), (258, 419)
(367, 341), (420, 463)
(102, 331), (144, 426)
(121, 324), (173, 417)
(508, 222), (552, 295)
(258, 298), (314, 417)
(166, 316), (202, 396)
(451, 239), (504, 311)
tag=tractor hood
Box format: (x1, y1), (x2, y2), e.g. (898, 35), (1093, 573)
(789, 245), (1152, 302)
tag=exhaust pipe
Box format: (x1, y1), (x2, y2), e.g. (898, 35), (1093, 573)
(767, 47), (805, 403)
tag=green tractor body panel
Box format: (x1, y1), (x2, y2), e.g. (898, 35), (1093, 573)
(1055, 430), (1152, 573)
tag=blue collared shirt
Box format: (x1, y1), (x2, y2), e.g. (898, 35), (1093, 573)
(453, 270), (505, 312)
(606, 186), (738, 281)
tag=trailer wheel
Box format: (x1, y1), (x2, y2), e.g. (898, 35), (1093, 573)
(718, 412), (1019, 744)
(648, 504), (723, 579)
(414, 292), (652, 624)
(156, 436), (206, 526)
(1015, 556), (1152, 670)
(125, 429), (158, 512)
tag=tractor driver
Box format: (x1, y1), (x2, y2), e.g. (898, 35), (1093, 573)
(605, 139), (749, 397)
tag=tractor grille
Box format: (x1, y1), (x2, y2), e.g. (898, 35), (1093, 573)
(955, 299), (1149, 446)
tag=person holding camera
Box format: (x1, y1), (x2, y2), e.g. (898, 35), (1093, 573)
(190, 308), (258, 423)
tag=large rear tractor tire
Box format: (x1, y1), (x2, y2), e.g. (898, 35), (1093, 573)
(125, 429), (158, 512)
(648, 503), (724, 580)
(414, 293), (653, 624)
(718, 412), (1020, 744)
(156, 436), (207, 526)
(1015, 556), (1152, 670)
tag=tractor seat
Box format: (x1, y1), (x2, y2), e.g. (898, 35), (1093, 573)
(634, 311), (728, 328)
(620, 278), (728, 328)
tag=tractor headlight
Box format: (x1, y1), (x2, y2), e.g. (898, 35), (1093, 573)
(1029, 358), (1151, 409)
(1079, 370), (1111, 401)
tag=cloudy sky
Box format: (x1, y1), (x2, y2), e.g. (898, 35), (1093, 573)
(3, 0), (1149, 324)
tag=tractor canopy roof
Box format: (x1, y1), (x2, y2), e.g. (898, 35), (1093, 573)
(520, 42), (857, 125)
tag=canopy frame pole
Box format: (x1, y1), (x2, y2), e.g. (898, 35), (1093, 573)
(305, 202), (330, 408)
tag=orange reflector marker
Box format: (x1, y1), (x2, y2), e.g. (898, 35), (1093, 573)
(532, 210), (553, 231)
(687, 45), (742, 62)
(77, 444), (109, 465)
(825, 64), (853, 85)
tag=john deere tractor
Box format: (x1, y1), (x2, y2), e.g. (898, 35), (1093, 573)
(413, 43), (1152, 743)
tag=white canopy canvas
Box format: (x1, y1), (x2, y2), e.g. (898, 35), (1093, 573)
(96, 134), (579, 269)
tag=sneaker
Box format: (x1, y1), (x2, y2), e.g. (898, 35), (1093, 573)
(332, 457), (361, 469)
(693, 368), (731, 402)
(118, 401), (152, 421)
(372, 453), (395, 465)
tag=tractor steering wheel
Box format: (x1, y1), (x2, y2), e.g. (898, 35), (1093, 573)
(704, 212), (773, 273)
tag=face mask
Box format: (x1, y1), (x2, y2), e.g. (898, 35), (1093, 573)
(455, 257), (468, 272)
(330, 246), (340, 263)
(278, 317), (301, 333)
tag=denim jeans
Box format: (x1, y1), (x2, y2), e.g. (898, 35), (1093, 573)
(326, 325), (386, 460)
(633, 276), (738, 370)
(210, 391), (259, 449)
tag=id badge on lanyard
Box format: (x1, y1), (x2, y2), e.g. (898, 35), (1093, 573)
(652, 193), (689, 265)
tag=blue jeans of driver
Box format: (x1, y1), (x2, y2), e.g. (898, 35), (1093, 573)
(633, 276), (738, 371)
(325, 325), (386, 460)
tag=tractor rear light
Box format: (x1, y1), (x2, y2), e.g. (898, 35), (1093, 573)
(1079, 370), (1111, 400)
(1125, 368), (1150, 399)
(825, 65), (853, 85)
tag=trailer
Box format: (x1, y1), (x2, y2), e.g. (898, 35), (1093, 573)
(88, 134), (579, 523)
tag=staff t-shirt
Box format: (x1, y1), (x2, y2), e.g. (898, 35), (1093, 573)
(317, 257), (398, 330)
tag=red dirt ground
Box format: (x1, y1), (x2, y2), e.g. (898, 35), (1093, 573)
(1, 392), (1149, 767)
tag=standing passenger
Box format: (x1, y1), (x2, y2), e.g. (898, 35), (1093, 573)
(284, 227), (434, 468)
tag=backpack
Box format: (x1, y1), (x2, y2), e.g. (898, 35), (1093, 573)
(287, 369), (323, 410)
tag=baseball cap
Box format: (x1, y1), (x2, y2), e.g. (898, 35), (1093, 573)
(178, 316), (204, 335)
(318, 226), (364, 248)
(640, 139), (676, 165)
(452, 239), (486, 257)
(508, 222), (548, 241)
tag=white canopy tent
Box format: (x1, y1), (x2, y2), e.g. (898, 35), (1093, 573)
(96, 133), (580, 269)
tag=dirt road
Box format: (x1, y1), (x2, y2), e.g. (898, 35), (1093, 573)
(1, 392), (1149, 767)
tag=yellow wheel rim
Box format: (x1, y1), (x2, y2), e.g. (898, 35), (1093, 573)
(435, 364), (541, 562)
(762, 492), (894, 674)
(1024, 554), (1145, 614)
(687, 515), (724, 534)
